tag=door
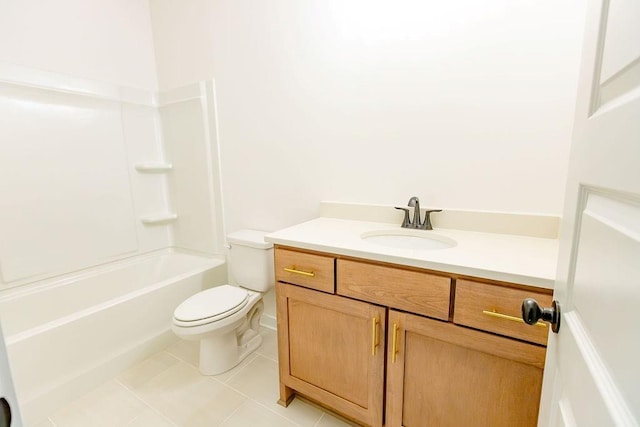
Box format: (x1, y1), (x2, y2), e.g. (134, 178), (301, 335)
(0, 321), (22, 427)
(386, 310), (546, 427)
(276, 282), (386, 426)
(537, 0), (640, 425)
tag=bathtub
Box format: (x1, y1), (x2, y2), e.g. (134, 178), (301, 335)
(0, 250), (226, 425)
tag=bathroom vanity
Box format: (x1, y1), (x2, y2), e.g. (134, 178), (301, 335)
(266, 215), (557, 427)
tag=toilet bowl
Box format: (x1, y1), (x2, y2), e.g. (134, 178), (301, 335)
(171, 230), (274, 375)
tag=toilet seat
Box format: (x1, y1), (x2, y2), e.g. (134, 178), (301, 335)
(173, 285), (249, 327)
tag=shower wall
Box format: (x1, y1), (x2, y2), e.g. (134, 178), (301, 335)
(0, 65), (223, 291)
(160, 82), (225, 256)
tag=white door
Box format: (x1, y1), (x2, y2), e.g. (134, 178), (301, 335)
(537, 0), (640, 425)
(0, 321), (21, 427)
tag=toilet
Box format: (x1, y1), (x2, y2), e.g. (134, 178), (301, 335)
(172, 230), (274, 375)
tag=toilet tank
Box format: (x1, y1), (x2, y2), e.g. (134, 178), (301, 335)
(226, 230), (274, 292)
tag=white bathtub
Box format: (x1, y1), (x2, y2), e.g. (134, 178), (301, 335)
(0, 250), (226, 425)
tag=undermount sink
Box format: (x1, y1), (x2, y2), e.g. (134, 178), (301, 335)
(361, 229), (457, 250)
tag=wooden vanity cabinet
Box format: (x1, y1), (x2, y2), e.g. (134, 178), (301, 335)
(275, 246), (551, 427)
(386, 310), (546, 427)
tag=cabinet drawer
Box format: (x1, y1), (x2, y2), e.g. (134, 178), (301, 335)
(275, 248), (335, 293)
(337, 259), (451, 321)
(454, 279), (553, 346)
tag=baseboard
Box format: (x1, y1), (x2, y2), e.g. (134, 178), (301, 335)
(20, 330), (177, 426)
(260, 314), (277, 331)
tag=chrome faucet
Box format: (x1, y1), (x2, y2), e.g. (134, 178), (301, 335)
(395, 196), (442, 230)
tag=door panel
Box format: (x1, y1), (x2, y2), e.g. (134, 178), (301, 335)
(540, 0), (640, 424)
(288, 299), (371, 407)
(276, 282), (385, 426)
(598, 0), (640, 105)
(386, 310), (545, 427)
(571, 191), (640, 407)
(557, 314), (618, 426)
(403, 331), (542, 427)
(551, 189), (640, 425)
(599, 0), (640, 80)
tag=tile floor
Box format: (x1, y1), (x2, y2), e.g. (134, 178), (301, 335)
(34, 328), (358, 427)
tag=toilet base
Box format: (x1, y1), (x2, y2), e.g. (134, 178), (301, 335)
(192, 298), (265, 375)
(198, 330), (263, 375)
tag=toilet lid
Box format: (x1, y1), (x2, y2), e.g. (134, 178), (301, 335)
(174, 285), (249, 324)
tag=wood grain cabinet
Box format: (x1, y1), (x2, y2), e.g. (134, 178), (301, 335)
(274, 247), (335, 293)
(454, 279), (553, 346)
(386, 310), (546, 427)
(276, 282), (386, 426)
(275, 246), (552, 427)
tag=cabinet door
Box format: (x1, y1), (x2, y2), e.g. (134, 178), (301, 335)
(386, 310), (546, 427)
(276, 282), (385, 427)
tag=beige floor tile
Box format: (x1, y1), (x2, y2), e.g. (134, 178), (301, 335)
(46, 337), (349, 427)
(126, 360), (246, 426)
(315, 411), (360, 427)
(31, 419), (56, 427)
(49, 380), (148, 427)
(227, 355), (323, 426)
(125, 408), (176, 427)
(210, 352), (258, 383)
(164, 334), (262, 383)
(257, 327), (278, 361)
(220, 400), (298, 427)
(165, 339), (199, 368)
(118, 351), (180, 389)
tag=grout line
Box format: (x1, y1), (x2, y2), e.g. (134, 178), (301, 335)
(313, 412), (326, 427)
(44, 339), (290, 427)
(242, 398), (306, 427)
(217, 360), (320, 427)
(296, 395), (359, 427)
(217, 399), (246, 426)
(216, 353), (258, 384)
(164, 347), (199, 369)
(196, 352), (260, 388)
(114, 375), (178, 426)
(256, 351), (279, 363)
(161, 349), (183, 360)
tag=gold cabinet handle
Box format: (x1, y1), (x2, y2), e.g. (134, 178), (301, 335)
(482, 309), (547, 328)
(371, 317), (379, 356)
(283, 267), (315, 277)
(391, 323), (399, 363)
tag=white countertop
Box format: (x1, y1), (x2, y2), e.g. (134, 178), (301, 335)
(265, 217), (558, 289)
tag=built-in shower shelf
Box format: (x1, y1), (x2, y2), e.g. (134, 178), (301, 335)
(140, 213), (178, 225)
(134, 162), (173, 173)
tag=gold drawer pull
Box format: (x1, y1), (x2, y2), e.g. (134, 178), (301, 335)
(391, 323), (399, 363)
(283, 267), (315, 277)
(371, 317), (379, 356)
(482, 309), (547, 328)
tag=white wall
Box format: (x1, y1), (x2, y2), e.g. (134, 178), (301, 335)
(150, 0), (216, 91)
(0, 0), (158, 90)
(150, 0), (586, 235)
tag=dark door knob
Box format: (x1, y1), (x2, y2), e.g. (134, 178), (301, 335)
(521, 298), (561, 333)
(0, 397), (11, 427)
